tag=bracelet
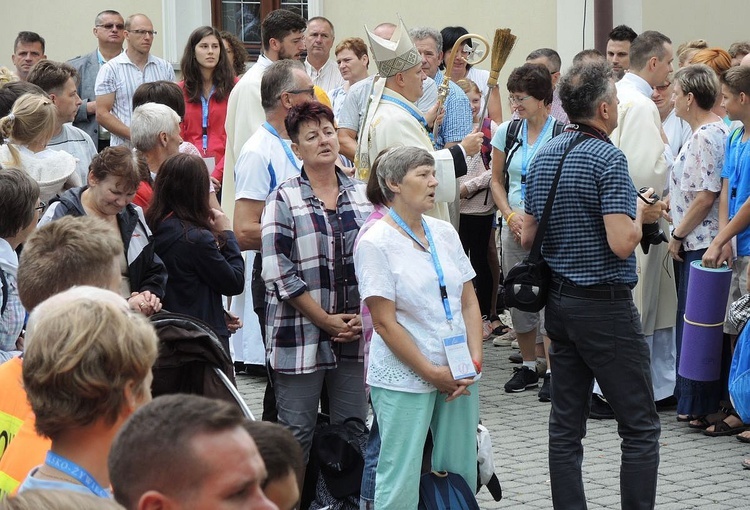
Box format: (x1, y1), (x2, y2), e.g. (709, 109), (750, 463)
(671, 230), (685, 242)
(472, 359), (482, 374)
(505, 212), (516, 223)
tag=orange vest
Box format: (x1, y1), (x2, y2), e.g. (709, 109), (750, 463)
(0, 358), (50, 497)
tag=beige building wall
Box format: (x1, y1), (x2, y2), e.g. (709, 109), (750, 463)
(2, 0), (748, 93)
(1, 0), (165, 65)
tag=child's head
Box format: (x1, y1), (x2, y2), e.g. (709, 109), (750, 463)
(720, 65), (750, 122)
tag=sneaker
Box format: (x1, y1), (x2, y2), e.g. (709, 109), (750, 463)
(538, 373), (551, 402)
(511, 339), (519, 349)
(492, 328), (516, 347)
(482, 318), (493, 341)
(504, 366), (539, 393)
(536, 358), (548, 376)
(589, 393), (615, 419)
(508, 352), (522, 363)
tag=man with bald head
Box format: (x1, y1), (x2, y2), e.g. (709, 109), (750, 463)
(95, 13), (175, 147)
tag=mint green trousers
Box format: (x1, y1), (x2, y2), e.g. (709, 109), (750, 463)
(370, 384), (479, 508)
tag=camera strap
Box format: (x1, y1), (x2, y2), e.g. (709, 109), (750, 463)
(528, 134), (590, 263)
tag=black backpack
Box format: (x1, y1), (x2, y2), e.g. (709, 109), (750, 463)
(502, 118), (566, 192)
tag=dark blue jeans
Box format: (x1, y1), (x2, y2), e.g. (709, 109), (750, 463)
(359, 412), (379, 508)
(545, 286), (661, 510)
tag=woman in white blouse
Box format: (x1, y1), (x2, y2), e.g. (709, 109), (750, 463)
(667, 63), (728, 426)
(354, 146), (482, 508)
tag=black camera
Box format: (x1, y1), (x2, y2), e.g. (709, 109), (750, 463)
(638, 187), (667, 254)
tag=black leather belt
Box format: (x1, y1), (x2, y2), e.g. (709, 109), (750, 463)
(551, 279), (632, 301)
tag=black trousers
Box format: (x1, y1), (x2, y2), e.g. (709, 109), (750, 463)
(545, 283), (661, 510)
(458, 213), (494, 316)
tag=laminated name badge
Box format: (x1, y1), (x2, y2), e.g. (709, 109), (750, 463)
(443, 334), (477, 380)
(202, 156), (216, 175)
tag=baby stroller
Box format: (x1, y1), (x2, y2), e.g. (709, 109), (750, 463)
(149, 310), (254, 419)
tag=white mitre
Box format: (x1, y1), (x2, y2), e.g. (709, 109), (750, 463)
(365, 19), (421, 78)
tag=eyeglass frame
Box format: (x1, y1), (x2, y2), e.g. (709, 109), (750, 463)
(35, 201), (47, 213)
(281, 87), (316, 99)
(96, 23), (125, 31)
(508, 95), (533, 105)
(128, 29), (158, 37)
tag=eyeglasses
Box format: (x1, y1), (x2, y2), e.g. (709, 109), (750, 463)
(96, 23), (125, 31)
(508, 95), (533, 105)
(655, 83), (672, 93)
(35, 201), (47, 213)
(128, 29), (157, 37)
(284, 87), (315, 98)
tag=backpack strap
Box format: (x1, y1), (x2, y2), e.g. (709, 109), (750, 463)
(551, 120), (566, 138)
(503, 119), (523, 192)
(0, 269), (8, 316)
(503, 118), (566, 193)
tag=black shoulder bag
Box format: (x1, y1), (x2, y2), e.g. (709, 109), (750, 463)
(503, 134), (588, 312)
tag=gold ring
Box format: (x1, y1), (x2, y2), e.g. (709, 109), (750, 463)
(139, 302), (146, 308)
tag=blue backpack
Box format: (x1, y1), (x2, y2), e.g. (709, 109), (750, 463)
(729, 321), (750, 423)
(418, 471), (480, 510)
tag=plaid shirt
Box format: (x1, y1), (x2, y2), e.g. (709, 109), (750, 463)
(434, 70), (473, 150)
(1, 239), (23, 363)
(261, 168), (373, 374)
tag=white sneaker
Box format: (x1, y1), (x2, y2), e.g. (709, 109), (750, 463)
(492, 328), (516, 346)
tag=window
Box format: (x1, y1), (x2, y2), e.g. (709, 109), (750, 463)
(211, 0), (312, 60)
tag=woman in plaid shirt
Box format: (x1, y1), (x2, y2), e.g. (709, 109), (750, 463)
(260, 102), (372, 463)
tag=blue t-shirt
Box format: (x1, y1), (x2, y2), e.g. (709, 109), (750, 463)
(18, 467), (112, 497)
(721, 127), (750, 256)
(525, 131), (637, 286)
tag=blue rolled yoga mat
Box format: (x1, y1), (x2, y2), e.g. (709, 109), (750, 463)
(679, 261), (732, 382)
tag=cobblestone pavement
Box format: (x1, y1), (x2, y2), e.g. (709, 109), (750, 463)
(236, 340), (750, 509)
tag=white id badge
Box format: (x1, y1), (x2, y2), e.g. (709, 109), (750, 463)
(202, 157), (216, 175)
(443, 333), (477, 380)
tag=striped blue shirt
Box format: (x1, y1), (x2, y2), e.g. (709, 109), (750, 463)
(433, 70), (473, 150)
(524, 130), (638, 286)
(94, 52), (175, 147)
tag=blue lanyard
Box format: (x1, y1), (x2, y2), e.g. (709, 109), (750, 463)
(389, 209), (453, 323)
(200, 87), (215, 155)
(262, 122), (300, 171)
(45, 451), (110, 498)
(520, 116), (554, 201)
(381, 95), (435, 147)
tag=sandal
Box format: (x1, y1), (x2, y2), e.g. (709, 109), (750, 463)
(743, 458), (750, 469)
(677, 414), (696, 423)
(688, 411), (728, 430)
(488, 315), (511, 337)
(737, 430), (750, 444)
(702, 412), (749, 437)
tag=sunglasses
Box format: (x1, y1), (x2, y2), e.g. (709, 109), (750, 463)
(97, 23), (125, 31)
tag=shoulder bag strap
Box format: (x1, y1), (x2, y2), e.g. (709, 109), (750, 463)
(503, 119), (523, 192)
(528, 134), (589, 262)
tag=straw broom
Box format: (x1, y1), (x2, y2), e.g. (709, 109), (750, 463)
(478, 28), (517, 121)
